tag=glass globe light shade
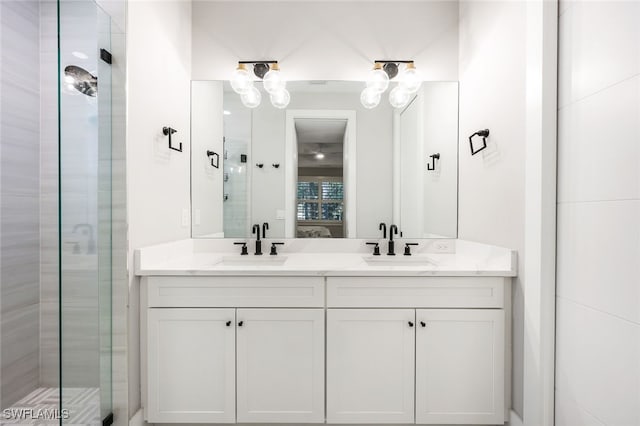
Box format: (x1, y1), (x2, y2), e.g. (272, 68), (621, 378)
(263, 63), (286, 94)
(389, 85), (411, 109)
(241, 86), (262, 108)
(366, 63), (389, 93)
(399, 63), (422, 94)
(360, 87), (381, 109)
(270, 88), (291, 109)
(230, 64), (253, 94)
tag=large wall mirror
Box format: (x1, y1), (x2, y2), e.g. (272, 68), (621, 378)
(191, 80), (459, 239)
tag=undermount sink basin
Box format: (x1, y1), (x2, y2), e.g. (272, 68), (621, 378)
(362, 255), (435, 266)
(219, 255), (289, 266)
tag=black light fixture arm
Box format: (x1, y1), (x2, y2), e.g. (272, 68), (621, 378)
(374, 60), (415, 64)
(373, 60), (415, 79)
(238, 60), (278, 79)
(238, 60), (278, 65)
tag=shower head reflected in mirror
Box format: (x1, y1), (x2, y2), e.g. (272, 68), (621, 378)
(64, 65), (97, 97)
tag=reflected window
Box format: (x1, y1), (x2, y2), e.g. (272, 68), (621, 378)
(296, 178), (343, 222)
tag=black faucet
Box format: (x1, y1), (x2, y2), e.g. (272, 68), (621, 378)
(379, 222), (387, 239)
(252, 224), (262, 255)
(387, 224), (399, 256)
(262, 222), (269, 239)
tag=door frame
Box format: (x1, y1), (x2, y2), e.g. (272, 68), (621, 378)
(284, 110), (357, 238)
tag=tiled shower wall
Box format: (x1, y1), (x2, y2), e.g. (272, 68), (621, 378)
(0, 0), (42, 408)
(555, 1), (640, 425)
(39, 0), (59, 389)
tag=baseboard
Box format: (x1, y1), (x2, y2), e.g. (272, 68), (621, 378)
(128, 409), (145, 426)
(509, 409), (524, 426)
(129, 407), (524, 426)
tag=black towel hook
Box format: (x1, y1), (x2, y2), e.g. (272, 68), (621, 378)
(469, 129), (489, 155)
(427, 153), (440, 171)
(163, 127), (182, 152)
(206, 150), (220, 168)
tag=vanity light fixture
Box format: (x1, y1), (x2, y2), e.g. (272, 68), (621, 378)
(399, 62), (422, 94)
(230, 63), (253, 94)
(360, 60), (421, 109)
(270, 88), (291, 109)
(389, 85), (411, 109)
(366, 63), (390, 93)
(231, 61), (291, 109)
(241, 86), (262, 108)
(360, 87), (381, 109)
(263, 63), (285, 94)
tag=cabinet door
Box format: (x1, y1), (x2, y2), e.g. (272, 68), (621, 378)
(236, 309), (325, 423)
(415, 309), (505, 424)
(147, 308), (235, 423)
(327, 309), (415, 424)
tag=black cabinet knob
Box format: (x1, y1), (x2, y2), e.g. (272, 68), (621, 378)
(408, 321), (414, 327)
(238, 321), (244, 327)
(226, 321), (232, 327)
(420, 321), (426, 327)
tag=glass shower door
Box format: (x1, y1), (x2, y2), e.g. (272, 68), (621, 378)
(58, 0), (112, 423)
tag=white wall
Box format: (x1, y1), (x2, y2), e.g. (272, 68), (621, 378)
(555, 2), (640, 425)
(126, 0), (192, 420)
(457, 0), (526, 416)
(192, 1), (458, 82)
(422, 83), (458, 238)
(191, 81), (224, 237)
(0, 0), (41, 407)
(250, 90), (394, 238)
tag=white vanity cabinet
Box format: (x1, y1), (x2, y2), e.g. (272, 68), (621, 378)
(415, 309), (505, 424)
(141, 276), (326, 424)
(325, 277), (509, 425)
(236, 308), (325, 423)
(326, 309), (416, 424)
(146, 308), (236, 423)
(141, 274), (511, 425)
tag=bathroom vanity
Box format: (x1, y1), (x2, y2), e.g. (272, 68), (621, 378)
(136, 239), (515, 425)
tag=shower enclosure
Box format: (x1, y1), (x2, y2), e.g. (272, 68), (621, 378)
(0, 0), (115, 424)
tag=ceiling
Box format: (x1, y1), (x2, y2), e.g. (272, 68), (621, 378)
(295, 118), (346, 168)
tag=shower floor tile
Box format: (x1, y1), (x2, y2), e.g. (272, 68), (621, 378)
(1, 387), (100, 425)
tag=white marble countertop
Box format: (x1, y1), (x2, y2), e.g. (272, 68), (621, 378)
(135, 238), (517, 277)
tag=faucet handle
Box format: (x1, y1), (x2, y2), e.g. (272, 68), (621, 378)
(404, 243), (418, 256)
(270, 242), (284, 256)
(366, 242), (381, 256)
(234, 242), (249, 255)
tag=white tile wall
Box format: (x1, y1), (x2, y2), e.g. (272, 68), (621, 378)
(555, 298), (640, 426)
(557, 201), (640, 324)
(556, 1), (640, 425)
(38, 0), (59, 388)
(557, 75), (640, 203)
(558, 1), (640, 109)
(0, 0), (41, 408)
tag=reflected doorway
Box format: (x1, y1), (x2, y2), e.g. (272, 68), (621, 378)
(295, 119), (346, 238)
(284, 110), (357, 238)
